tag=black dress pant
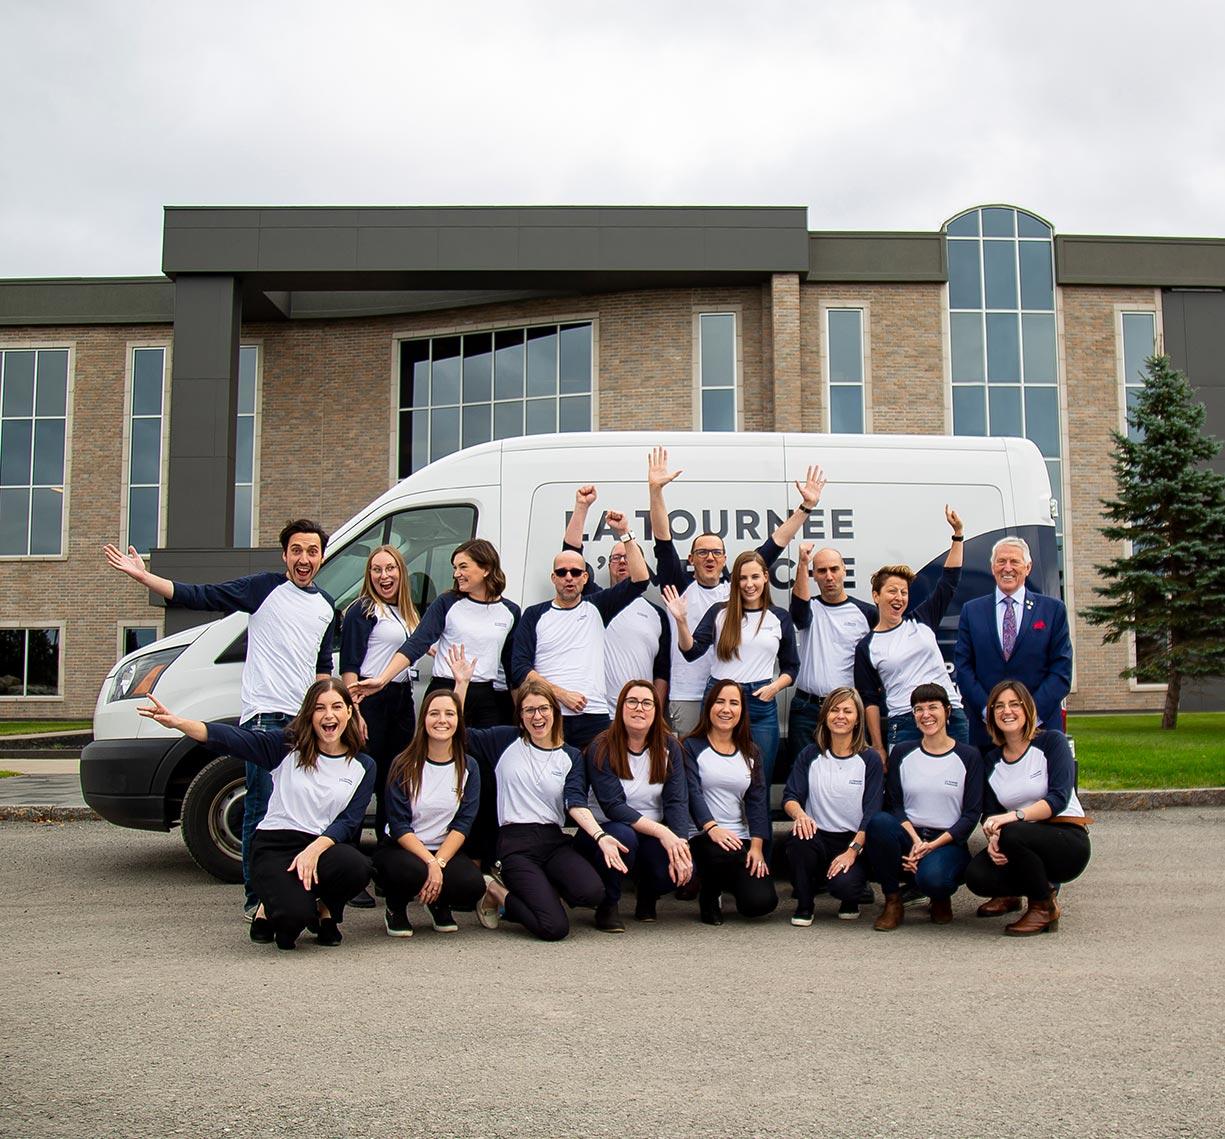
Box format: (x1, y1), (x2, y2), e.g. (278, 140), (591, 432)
(251, 829), (371, 943)
(497, 823), (604, 941)
(371, 844), (486, 911)
(786, 829), (867, 908)
(966, 821), (1091, 900)
(689, 832), (778, 918)
(359, 680), (416, 843)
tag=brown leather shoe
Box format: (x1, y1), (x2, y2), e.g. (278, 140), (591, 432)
(976, 895), (1022, 918)
(874, 892), (904, 931)
(1005, 895), (1060, 936)
(930, 897), (953, 924)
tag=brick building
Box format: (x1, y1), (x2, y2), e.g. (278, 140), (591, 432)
(1, 204), (1222, 717)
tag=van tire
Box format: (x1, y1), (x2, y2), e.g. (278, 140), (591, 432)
(181, 754), (246, 884)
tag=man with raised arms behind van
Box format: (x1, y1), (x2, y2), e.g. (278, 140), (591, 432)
(563, 484), (672, 710)
(104, 520), (339, 919)
(649, 446), (827, 736)
(511, 509), (651, 749)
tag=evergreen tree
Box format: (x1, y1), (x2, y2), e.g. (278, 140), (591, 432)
(1082, 355), (1225, 728)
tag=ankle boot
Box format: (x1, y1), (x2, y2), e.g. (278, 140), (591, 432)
(699, 885), (724, 926)
(976, 895), (1022, 918)
(874, 892), (904, 932)
(1005, 894), (1060, 936)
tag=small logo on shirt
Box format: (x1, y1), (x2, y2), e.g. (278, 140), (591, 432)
(944, 779), (961, 788)
(338, 776), (355, 786)
(850, 778), (864, 786)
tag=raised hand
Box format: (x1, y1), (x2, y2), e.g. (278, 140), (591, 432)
(445, 643), (478, 686)
(661, 584), (688, 624)
(796, 464), (828, 509)
(605, 509), (628, 536)
(104, 544), (147, 581)
(945, 504), (964, 536)
(574, 484), (598, 510)
(647, 446), (682, 491)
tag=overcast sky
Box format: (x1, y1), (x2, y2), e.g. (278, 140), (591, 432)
(3, 0), (1222, 278)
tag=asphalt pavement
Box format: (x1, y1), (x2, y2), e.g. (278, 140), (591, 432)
(2, 810), (1223, 1138)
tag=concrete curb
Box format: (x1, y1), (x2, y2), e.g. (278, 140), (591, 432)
(0, 806), (100, 823)
(1080, 788), (1225, 810)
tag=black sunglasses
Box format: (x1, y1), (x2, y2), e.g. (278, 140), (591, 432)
(554, 567), (586, 578)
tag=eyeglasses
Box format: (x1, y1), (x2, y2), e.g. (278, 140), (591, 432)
(521, 705), (552, 718)
(692, 548), (725, 559)
(608, 554), (629, 564)
(553, 567), (586, 578)
(624, 697), (656, 710)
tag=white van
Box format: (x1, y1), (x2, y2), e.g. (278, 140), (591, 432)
(82, 431), (1058, 881)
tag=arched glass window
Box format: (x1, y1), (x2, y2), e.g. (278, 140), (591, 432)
(946, 205), (1063, 557)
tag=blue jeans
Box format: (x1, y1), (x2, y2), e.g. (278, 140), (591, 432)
(864, 812), (970, 900)
(240, 711), (293, 908)
(886, 706), (970, 751)
(785, 689), (824, 768)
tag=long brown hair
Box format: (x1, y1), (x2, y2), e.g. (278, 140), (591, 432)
(685, 678), (759, 775)
(387, 688), (468, 803)
(356, 544), (420, 630)
(716, 551), (771, 662)
(590, 680), (672, 783)
(816, 687), (868, 754)
(514, 679), (564, 748)
(451, 538), (506, 599)
(985, 679), (1039, 747)
(286, 678), (363, 771)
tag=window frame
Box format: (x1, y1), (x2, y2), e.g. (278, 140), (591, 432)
(693, 309), (742, 431)
(0, 621), (65, 702)
(116, 620), (163, 663)
(234, 341), (263, 547)
(120, 341), (172, 556)
(820, 303), (871, 433)
(0, 342), (75, 561)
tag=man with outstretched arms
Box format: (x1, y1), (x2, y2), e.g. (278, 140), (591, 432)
(648, 446), (827, 736)
(511, 509), (650, 749)
(104, 520), (339, 918)
(563, 484), (671, 710)
(787, 542), (877, 761)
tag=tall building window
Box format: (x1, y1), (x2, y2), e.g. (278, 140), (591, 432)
(0, 626), (61, 697)
(698, 313), (737, 431)
(126, 347), (166, 555)
(1121, 311), (1157, 441)
(826, 308), (865, 433)
(398, 323), (593, 477)
(946, 205), (1063, 554)
(0, 348), (69, 556)
(234, 345), (259, 547)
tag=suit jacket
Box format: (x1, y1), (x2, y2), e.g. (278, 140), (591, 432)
(954, 589), (1073, 747)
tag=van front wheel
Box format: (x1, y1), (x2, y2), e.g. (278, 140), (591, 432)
(181, 754), (246, 884)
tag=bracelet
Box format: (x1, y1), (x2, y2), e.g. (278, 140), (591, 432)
(593, 831), (608, 843)
(951, 535), (964, 542)
(799, 504), (815, 515)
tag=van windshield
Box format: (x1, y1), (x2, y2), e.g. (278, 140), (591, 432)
(313, 504), (477, 616)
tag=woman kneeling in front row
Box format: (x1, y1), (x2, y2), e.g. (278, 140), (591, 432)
(866, 683), (983, 931)
(372, 688), (486, 937)
(140, 680), (374, 950)
(967, 680), (1091, 936)
(684, 678), (778, 925)
(783, 687), (883, 924)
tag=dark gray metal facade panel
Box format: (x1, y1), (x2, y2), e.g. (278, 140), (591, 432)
(257, 227), (359, 271)
(1162, 289), (1225, 476)
(806, 232), (947, 282)
(152, 546), (284, 634)
(166, 276), (241, 549)
(1181, 677), (1225, 713)
(0, 278), (173, 325)
(1057, 236), (1225, 287)
(355, 227), (441, 270)
(271, 288), (559, 320)
(161, 226), (261, 274)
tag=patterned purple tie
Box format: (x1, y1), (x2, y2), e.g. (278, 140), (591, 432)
(1002, 596), (1017, 661)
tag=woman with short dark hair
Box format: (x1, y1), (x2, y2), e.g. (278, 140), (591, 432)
(967, 680), (1091, 936)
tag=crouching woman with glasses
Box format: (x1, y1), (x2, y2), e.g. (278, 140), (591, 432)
(139, 680), (374, 950)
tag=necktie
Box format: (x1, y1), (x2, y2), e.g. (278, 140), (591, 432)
(1002, 596), (1017, 661)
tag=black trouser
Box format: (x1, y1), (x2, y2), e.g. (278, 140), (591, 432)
(786, 829), (867, 908)
(371, 844), (486, 912)
(427, 677), (512, 866)
(689, 832), (778, 918)
(966, 822), (1091, 900)
(561, 712), (612, 751)
(359, 680), (416, 843)
(497, 823), (604, 941)
(251, 829), (371, 944)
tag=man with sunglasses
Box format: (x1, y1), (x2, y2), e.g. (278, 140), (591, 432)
(563, 484), (672, 711)
(511, 508), (650, 749)
(648, 447), (827, 736)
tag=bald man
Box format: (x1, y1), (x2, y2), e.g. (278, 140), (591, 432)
(786, 542), (876, 766)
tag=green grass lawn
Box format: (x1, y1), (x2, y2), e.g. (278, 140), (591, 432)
(0, 720), (91, 736)
(1069, 712), (1225, 790)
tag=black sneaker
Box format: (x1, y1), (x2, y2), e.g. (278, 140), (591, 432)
(790, 907), (815, 927)
(316, 917), (343, 947)
(838, 900), (860, 921)
(348, 888), (376, 909)
(858, 884), (875, 905)
(634, 895), (658, 923)
(426, 903), (458, 933)
(384, 907), (414, 938)
(699, 892), (724, 927)
(595, 901), (626, 933)
(274, 930), (296, 951)
(249, 915), (274, 944)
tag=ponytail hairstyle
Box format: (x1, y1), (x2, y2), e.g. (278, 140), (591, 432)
(387, 688), (468, 804)
(355, 544), (420, 631)
(591, 680), (672, 784)
(286, 678), (363, 771)
(715, 551), (771, 662)
(686, 678), (760, 777)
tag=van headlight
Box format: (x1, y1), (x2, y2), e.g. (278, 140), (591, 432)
(108, 646), (187, 702)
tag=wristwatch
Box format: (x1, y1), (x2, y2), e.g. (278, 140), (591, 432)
(848, 840), (864, 854)
(1013, 809), (1026, 822)
(620, 531), (637, 544)
(436, 856), (448, 868)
